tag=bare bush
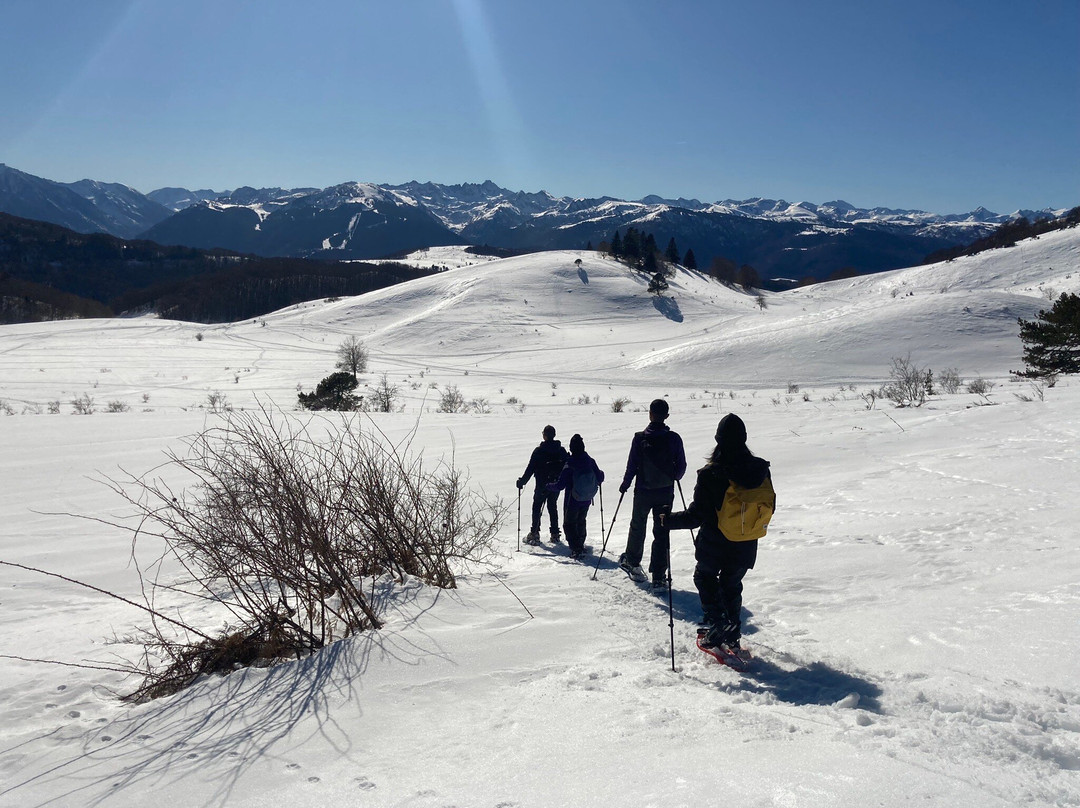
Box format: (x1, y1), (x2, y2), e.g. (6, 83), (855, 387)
(939, 368), (963, 394)
(437, 385), (468, 413)
(611, 396), (631, 413)
(71, 393), (95, 415)
(102, 406), (504, 701)
(882, 355), (927, 407)
(967, 377), (996, 402)
(206, 391), (231, 413)
(107, 401), (131, 413)
(0, 400), (14, 416)
(469, 397), (491, 414)
(368, 373), (400, 412)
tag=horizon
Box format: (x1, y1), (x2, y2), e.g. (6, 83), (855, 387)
(1, 1), (1078, 215)
(2, 161), (1070, 218)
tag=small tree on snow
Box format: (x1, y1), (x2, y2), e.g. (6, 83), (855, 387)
(882, 355), (927, 407)
(335, 336), (369, 381)
(298, 372), (360, 411)
(368, 372), (399, 412)
(1014, 292), (1080, 378)
(648, 273), (669, 296)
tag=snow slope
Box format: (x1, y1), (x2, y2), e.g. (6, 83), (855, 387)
(1, 228), (1079, 807)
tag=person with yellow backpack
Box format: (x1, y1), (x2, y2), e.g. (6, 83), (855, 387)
(663, 413), (775, 658)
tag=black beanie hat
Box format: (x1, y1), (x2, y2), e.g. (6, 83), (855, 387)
(649, 398), (669, 419)
(715, 413), (747, 452)
(569, 433), (585, 453)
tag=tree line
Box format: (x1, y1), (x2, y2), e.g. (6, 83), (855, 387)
(596, 226), (763, 290)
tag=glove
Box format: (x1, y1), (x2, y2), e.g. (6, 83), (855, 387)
(619, 482), (629, 494)
(516, 478), (525, 490)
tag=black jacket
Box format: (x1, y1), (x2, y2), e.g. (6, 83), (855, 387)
(519, 440), (569, 488)
(666, 454), (771, 570)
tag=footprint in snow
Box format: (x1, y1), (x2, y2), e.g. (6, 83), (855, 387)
(286, 762), (301, 770)
(355, 777), (376, 791)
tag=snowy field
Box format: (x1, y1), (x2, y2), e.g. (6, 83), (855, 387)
(1, 228), (1079, 807)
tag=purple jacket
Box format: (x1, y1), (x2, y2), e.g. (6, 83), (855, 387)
(548, 452), (605, 509)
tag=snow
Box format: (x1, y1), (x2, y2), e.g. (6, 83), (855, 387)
(388, 245), (503, 270)
(1, 229), (1080, 807)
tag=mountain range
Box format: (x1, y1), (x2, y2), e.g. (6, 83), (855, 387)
(0, 162), (1070, 285)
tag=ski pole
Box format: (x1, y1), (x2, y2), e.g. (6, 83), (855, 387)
(665, 516), (675, 672)
(516, 487), (522, 553)
(598, 483), (605, 549)
(591, 491), (624, 581)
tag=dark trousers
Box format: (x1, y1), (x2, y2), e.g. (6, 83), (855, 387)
(562, 504), (589, 552)
(623, 487), (673, 576)
(531, 486), (560, 536)
(693, 561), (749, 635)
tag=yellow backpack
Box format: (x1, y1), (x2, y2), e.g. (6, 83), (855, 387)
(716, 476), (775, 541)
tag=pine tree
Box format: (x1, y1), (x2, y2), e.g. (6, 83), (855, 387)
(648, 272), (668, 296)
(644, 233), (658, 258)
(665, 237), (680, 264)
(622, 228), (641, 264)
(1015, 292), (1080, 377)
(610, 230), (623, 257)
(683, 248), (697, 270)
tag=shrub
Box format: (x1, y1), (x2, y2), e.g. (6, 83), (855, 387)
(101, 406), (504, 701)
(298, 372), (360, 411)
(368, 373), (400, 413)
(939, 368), (963, 394)
(106, 401), (131, 413)
(882, 355), (927, 407)
(71, 393), (95, 415)
(437, 385), (468, 413)
(967, 377), (995, 397)
(206, 391), (231, 413)
(611, 396), (631, 413)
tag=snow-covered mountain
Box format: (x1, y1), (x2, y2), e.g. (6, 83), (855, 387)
(1, 227), (1078, 807)
(146, 186), (232, 211)
(383, 181), (1041, 282)
(3, 163), (1072, 283)
(140, 181), (466, 259)
(0, 163), (171, 238)
(62, 178), (173, 237)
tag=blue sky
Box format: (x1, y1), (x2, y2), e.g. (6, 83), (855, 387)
(2, 0), (1077, 213)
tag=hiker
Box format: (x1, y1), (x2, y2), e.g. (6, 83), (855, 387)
(663, 413), (773, 652)
(547, 433), (605, 559)
(617, 398), (686, 585)
(516, 425), (569, 545)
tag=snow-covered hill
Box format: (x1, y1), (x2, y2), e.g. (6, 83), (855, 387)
(1, 228), (1079, 807)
